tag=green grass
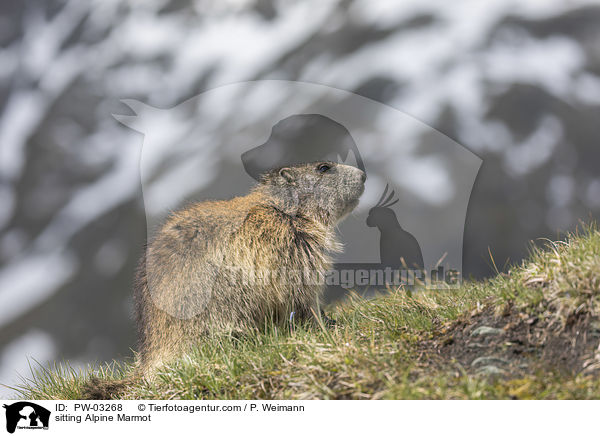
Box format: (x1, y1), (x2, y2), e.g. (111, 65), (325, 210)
(9, 224), (600, 400)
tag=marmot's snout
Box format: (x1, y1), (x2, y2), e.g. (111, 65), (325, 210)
(333, 164), (366, 220)
(345, 165), (367, 198)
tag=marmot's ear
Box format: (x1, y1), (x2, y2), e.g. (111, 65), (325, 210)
(279, 168), (294, 183)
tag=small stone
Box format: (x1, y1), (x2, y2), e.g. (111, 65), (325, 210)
(476, 365), (505, 376)
(471, 356), (509, 368)
(470, 326), (503, 337)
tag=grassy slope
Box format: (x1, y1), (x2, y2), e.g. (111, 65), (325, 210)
(10, 225), (600, 400)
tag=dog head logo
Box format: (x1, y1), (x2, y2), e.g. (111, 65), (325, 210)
(241, 113), (365, 180)
(3, 402), (50, 433)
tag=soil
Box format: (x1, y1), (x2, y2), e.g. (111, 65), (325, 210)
(422, 303), (600, 378)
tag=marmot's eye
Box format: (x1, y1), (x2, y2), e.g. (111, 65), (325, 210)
(317, 163), (331, 173)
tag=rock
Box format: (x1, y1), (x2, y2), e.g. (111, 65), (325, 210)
(471, 356), (510, 368)
(470, 326), (503, 337)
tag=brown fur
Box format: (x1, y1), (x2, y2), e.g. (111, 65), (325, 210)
(82, 162), (365, 399)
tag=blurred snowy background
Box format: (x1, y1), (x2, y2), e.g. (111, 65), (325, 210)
(1, 0), (600, 397)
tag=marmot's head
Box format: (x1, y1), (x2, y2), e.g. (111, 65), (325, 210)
(260, 162), (366, 225)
